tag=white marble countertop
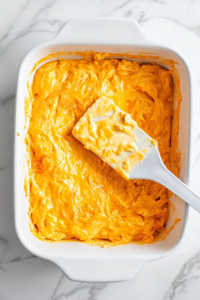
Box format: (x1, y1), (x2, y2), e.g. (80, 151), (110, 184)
(1, 0), (200, 299)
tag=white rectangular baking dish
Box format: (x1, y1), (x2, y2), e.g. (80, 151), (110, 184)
(14, 18), (192, 282)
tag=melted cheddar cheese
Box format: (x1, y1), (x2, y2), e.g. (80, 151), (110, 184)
(26, 57), (176, 245)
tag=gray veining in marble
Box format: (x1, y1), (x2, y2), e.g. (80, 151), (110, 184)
(164, 251), (200, 300)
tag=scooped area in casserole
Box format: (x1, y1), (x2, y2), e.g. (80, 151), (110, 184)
(25, 54), (180, 246)
(72, 96), (158, 180)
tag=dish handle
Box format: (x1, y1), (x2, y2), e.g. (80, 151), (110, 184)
(54, 257), (149, 282)
(53, 17), (152, 45)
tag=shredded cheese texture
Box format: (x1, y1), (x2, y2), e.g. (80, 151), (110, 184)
(26, 57), (177, 245)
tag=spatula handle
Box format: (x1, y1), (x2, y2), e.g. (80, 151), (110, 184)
(153, 164), (200, 212)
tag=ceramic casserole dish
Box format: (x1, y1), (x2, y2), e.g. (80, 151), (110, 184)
(14, 18), (192, 282)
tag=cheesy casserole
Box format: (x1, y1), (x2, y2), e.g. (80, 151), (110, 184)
(25, 54), (179, 246)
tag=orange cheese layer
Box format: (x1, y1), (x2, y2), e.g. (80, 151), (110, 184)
(27, 58), (175, 245)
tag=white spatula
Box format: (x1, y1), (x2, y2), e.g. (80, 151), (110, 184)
(72, 97), (200, 212)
